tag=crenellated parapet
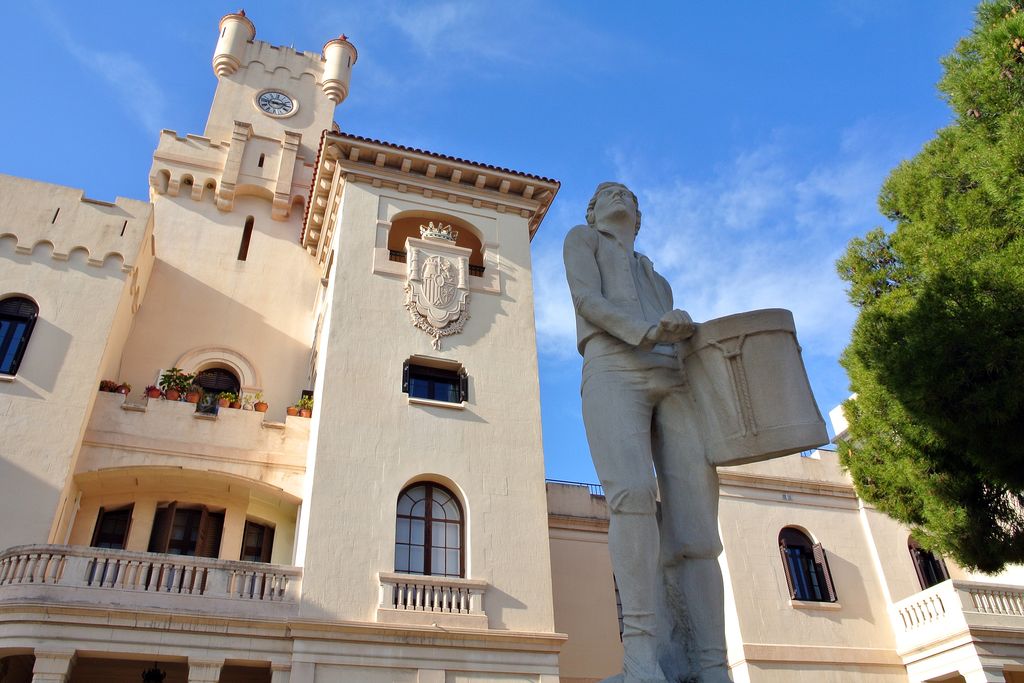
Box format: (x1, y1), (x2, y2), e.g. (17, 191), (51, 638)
(149, 129), (314, 219)
(0, 174), (152, 272)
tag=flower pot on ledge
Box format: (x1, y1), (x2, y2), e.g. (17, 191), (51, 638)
(229, 401), (242, 409)
(165, 389), (180, 401)
(254, 402), (269, 413)
(287, 406), (299, 417)
(299, 409), (312, 418)
(146, 387), (162, 399)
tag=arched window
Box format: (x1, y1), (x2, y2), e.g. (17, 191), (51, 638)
(194, 366), (240, 414)
(909, 537), (949, 590)
(395, 482), (464, 577)
(0, 296), (38, 375)
(779, 527), (837, 603)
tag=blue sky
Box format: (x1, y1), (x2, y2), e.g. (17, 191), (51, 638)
(2, 1), (977, 483)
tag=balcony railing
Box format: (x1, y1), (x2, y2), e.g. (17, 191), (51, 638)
(891, 579), (1024, 654)
(546, 479), (605, 497)
(0, 545), (301, 616)
(388, 250), (484, 277)
(377, 571), (488, 629)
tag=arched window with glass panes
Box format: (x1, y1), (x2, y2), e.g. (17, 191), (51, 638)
(0, 296), (38, 376)
(394, 482), (464, 578)
(779, 527), (837, 603)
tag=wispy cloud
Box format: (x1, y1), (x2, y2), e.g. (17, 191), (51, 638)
(35, 2), (165, 132)
(533, 121), (907, 363)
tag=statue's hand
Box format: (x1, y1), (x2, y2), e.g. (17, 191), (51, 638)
(645, 309), (695, 344)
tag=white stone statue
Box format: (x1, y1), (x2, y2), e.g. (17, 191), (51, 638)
(564, 182), (827, 683)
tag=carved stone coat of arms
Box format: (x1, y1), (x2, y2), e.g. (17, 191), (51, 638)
(404, 223), (471, 349)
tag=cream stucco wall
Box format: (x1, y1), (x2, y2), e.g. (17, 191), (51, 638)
(0, 174), (152, 551)
(298, 181), (557, 634)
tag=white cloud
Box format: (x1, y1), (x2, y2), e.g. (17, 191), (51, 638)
(36, 3), (165, 132)
(533, 122), (904, 363)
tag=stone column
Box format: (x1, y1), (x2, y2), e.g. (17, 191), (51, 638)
(270, 663), (291, 683)
(126, 497), (158, 551)
(289, 661), (314, 683)
(220, 505), (247, 560)
(188, 659), (223, 683)
(31, 651), (76, 683)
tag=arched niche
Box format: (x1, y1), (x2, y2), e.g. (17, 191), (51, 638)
(388, 213), (484, 269)
(174, 346), (261, 393)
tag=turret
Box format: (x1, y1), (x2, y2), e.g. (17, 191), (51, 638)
(213, 10), (256, 77)
(321, 35), (358, 104)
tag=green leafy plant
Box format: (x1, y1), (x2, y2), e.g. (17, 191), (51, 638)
(297, 395), (314, 411)
(837, 0), (1024, 572)
(158, 368), (194, 394)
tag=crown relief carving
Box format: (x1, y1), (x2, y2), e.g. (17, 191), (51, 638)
(419, 221), (458, 242)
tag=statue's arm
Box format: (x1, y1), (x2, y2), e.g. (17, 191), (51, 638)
(563, 226), (652, 346)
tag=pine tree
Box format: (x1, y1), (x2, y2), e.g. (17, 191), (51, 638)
(837, 0), (1024, 572)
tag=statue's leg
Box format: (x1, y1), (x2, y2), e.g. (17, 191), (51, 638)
(582, 369), (667, 683)
(653, 388), (732, 683)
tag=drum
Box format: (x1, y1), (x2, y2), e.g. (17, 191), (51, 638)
(680, 309), (828, 467)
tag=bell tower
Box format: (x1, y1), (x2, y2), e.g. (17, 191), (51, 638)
(204, 10), (357, 163)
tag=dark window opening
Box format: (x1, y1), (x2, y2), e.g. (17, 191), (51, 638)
(91, 505), (134, 550)
(909, 538), (949, 590)
(395, 482), (464, 578)
(257, 153), (265, 168)
(0, 297), (38, 375)
(242, 520), (276, 563)
(402, 361), (467, 404)
(238, 216), (254, 261)
(51, 208), (59, 224)
(194, 366), (240, 414)
(148, 503), (224, 558)
(779, 527), (837, 603)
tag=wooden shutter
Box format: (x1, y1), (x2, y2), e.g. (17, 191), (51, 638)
(812, 543), (838, 602)
(260, 526), (275, 564)
(90, 507), (107, 547)
(402, 361), (410, 394)
(197, 511), (224, 559)
(148, 501), (177, 553)
(459, 371), (469, 403)
(779, 541), (797, 599)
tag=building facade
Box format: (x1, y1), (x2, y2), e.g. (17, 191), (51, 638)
(2, 12), (1024, 683)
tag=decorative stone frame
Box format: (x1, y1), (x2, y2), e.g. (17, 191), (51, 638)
(173, 346), (262, 396)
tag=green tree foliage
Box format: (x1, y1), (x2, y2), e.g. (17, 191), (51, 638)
(837, 1), (1024, 573)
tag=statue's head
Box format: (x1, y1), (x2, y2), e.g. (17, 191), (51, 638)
(586, 182), (641, 235)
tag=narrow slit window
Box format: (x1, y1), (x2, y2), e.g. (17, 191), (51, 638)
(238, 216), (254, 261)
(51, 208), (59, 224)
(257, 153), (265, 168)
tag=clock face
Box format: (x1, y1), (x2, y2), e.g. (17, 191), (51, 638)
(257, 91), (295, 116)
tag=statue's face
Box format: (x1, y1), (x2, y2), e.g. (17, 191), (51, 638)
(592, 185), (637, 227)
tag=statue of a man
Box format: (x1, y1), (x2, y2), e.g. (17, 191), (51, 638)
(563, 182), (731, 683)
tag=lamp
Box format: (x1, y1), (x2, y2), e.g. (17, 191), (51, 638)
(141, 662), (166, 682)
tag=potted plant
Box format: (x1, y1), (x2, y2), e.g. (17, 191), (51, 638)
(99, 380), (120, 393)
(217, 391), (236, 408)
(185, 384), (203, 404)
(117, 382), (132, 395)
(159, 368), (193, 401)
(253, 391), (269, 413)
(229, 395), (242, 409)
(286, 404), (299, 417)
(297, 395), (314, 418)
(241, 393), (256, 410)
(145, 385), (162, 399)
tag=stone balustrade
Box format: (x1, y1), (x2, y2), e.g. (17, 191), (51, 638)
(891, 579), (1024, 654)
(377, 571), (488, 629)
(0, 544), (301, 617)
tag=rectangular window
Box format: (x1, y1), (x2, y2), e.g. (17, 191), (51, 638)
(91, 505), (133, 549)
(241, 520), (275, 563)
(148, 503), (224, 558)
(402, 361), (468, 404)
